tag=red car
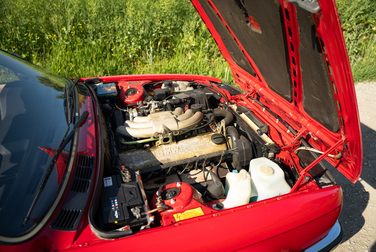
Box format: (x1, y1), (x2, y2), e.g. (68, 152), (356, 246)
(0, 0), (362, 251)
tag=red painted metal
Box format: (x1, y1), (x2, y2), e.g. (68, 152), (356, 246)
(79, 74), (223, 84)
(313, 0), (363, 182)
(64, 186), (342, 251)
(118, 81), (148, 106)
(1, 77), (346, 251)
(150, 182), (217, 226)
(190, 0), (362, 182)
(1, 0), (362, 251)
(291, 137), (345, 192)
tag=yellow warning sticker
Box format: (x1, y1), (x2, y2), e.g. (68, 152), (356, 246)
(173, 207), (205, 222)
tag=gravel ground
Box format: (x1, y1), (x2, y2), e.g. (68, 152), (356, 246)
(329, 82), (376, 252)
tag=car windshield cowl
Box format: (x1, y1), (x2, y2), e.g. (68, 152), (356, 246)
(0, 51), (76, 238)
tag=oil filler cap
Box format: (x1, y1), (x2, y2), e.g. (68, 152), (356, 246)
(211, 134), (225, 145)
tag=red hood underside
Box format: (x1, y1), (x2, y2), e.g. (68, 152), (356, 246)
(191, 0), (362, 182)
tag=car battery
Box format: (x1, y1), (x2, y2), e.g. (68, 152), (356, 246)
(101, 174), (148, 229)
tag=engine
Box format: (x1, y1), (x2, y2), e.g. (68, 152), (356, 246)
(90, 78), (298, 235)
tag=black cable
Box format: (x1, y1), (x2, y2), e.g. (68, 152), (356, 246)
(166, 166), (174, 175)
(145, 170), (155, 181)
(201, 157), (208, 180)
(177, 162), (190, 175)
(204, 162), (215, 182)
(189, 160), (202, 176)
(214, 152), (224, 167)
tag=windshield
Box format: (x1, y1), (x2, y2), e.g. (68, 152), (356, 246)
(0, 51), (72, 237)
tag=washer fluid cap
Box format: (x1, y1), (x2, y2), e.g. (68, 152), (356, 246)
(259, 165), (274, 177)
(237, 169), (248, 181)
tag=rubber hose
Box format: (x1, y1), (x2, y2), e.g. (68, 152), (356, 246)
(226, 126), (240, 171)
(213, 108), (233, 126)
(226, 126), (239, 145)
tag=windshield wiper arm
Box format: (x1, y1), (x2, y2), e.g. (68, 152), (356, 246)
(22, 111), (89, 226)
(64, 80), (75, 126)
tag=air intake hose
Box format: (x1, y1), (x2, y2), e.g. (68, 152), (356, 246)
(226, 126), (240, 170)
(213, 108), (233, 126)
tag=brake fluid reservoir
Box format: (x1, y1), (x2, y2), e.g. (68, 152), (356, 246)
(249, 157), (291, 202)
(222, 169), (251, 209)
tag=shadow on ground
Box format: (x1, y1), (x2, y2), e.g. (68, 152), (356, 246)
(327, 123), (376, 246)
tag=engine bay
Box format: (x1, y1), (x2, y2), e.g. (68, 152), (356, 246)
(87, 77), (336, 236)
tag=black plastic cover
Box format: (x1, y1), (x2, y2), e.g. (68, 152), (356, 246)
(203, 171), (225, 201)
(173, 89), (209, 110)
(51, 154), (95, 231)
(154, 88), (170, 101)
(235, 135), (254, 169)
(84, 78), (101, 85)
(217, 83), (244, 96)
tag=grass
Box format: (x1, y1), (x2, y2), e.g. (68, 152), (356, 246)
(336, 0), (376, 82)
(0, 0), (375, 83)
(0, 0), (232, 82)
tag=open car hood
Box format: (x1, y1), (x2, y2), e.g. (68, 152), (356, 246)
(191, 0), (362, 182)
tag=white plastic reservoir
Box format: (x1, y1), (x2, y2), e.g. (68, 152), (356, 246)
(222, 169), (252, 209)
(249, 157), (291, 202)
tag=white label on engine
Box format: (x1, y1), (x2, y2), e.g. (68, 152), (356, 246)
(103, 177), (113, 187)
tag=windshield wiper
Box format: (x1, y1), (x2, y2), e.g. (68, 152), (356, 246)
(64, 81), (74, 125)
(22, 111), (89, 226)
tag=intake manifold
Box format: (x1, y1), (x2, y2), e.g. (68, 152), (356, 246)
(116, 108), (203, 139)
